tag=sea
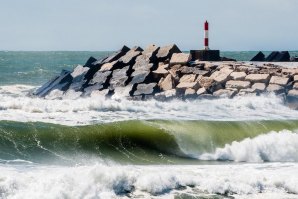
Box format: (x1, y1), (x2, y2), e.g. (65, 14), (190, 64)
(0, 51), (298, 199)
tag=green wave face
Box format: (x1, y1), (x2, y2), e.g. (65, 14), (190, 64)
(0, 120), (298, 165)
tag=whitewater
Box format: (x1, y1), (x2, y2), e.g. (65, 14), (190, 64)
(1, 52), (298, 199)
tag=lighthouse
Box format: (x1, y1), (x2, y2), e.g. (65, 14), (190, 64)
(190, 20), (220, 61)
(204, 21), (209, 50)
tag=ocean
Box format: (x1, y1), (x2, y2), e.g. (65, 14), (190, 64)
(0, 51), (298, 199)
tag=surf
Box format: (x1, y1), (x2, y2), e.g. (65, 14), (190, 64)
(0, 120), (298, 165)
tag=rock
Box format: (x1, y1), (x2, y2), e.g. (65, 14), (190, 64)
(282, 68), (298, 76)
(176, 82), (200, 90)
(179, 74), (197, 83)
(184, 88), (196, 98)
(142, 44), (160, 56)
(265, 51), (290, 62)
(130, 70), (152, 85)
(83, 84), (104, 96)
(69, 65), (90, 91)
(99, 61), (120, 72)
(230, 72), (246, 80)
(180, 66), (210, 76)
(113, 85), (134, 98)
(269, 76), (289, 87)
(169, 65), (182, 80)
(131, 46), (143, 52)
(235, 65), (249, 73)
(287, 89), (298, 99)
(245, 74), (270, 83)
(156, 44), (181, 62)
(196, 87), (207, 96)
(152, 64), (169, 77)
(252, 83), (266, 92)
(239, 88), (257, 94)
(34, 70), (72, 97)
(133, 83), (157, 96)
(133, 55), (155, 71)
(118, 50), (141, 65)
(225, 80), (251, 90)
(221, 57), (236, 61)
(159, 74), (174, 91)
(293, 82), (298, 89)
(197, 76), (214, 89)
(204, 63), (218, 71)
(155, 89), (177, 100)
(102, 46), (130, 63)
(84, 57), (97, 68)
(90, 89), (110, 98)
(250, 51), (265, 61)
(294, 75), (298, 82)
(266, 84), (285, 94)
(89, 71), (112, 86)
(170, 53), (192, 66)
(210, 67), (233, 83)
(265, 51), (279, 62)
(273, 51), (290, 62)
(213, 89), (237, 98)
(109, 66), (130, 89)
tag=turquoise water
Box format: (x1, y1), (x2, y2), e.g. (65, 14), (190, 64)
(1, 51), (297, 86)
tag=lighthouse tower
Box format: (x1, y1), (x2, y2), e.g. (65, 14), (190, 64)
(190, 20), (220, 61)
(204, 21), (209, 50)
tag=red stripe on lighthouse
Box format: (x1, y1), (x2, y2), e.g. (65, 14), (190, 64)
(204, 21), (209, 50)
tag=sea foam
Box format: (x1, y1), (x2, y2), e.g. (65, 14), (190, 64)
(0, 85), (297, 125)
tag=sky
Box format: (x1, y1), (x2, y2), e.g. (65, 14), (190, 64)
(0, 0), (297, 51)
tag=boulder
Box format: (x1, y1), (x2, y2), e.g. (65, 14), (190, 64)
(142, 44), (160, 56)
(83, 84), (104, 96)
(197, 76), (214, 89)
(152, 64), (169, 77)
(269, 76), (289, 87)
(235, 65), (249, 73)
(158, 74), (174, 91)
(282, 68), (298, 76)
(225, 80), (251, 90)
(133, 83), (157, 96)
(230, 72), (246, 80)
(204, 63), (218, 71)
(265, 51), (279, 62)
(180, 66), (210, 76)
(68, 65), (90, 91)
(130, 70), (152, 85)
(266, 84), (285, 94)
(210, 67), (233, 83)
(245, 74), (270, 83)
(170, 53), (192, 66)
(294, 75), (298, 82)
(133, 55), (155, 71)
(251, 83), (266, 92)
(197, 87), (207, 96)
(273, 51), (290, 62)
(184, 88), (197, 98)
(118, 50), (141, 65)
(100, 61), (120, 72)
(176, 82), (200, 90)
(45, 89), (64, 100)
(34, 70), (72, 97)
(156, 44), (181, 62)
(250, 51), (265, 61)
(113, 85), (134, 98)
(90, 89), (110, 98)
(102, 46), (130, 64)
(84, 57), (97, 68)
(89, 71), (112, 87)
(71, 65), (89, 78)
(169, 65), (182, 80)
(179, 74), (197, 83)
(287, 89), (298, 99)
(109, 66), (130, 89)
(213, 89), (237, 98)
(131, 46), (143, 52)
(155, 89), (177, 100)
(221, 57), (236, 62)
(293, 82), (298, 89)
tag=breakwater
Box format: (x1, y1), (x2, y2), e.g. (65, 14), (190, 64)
(33, 44), (298, 109)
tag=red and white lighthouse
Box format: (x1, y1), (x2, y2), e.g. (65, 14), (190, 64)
(204, 21), (209, 50)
